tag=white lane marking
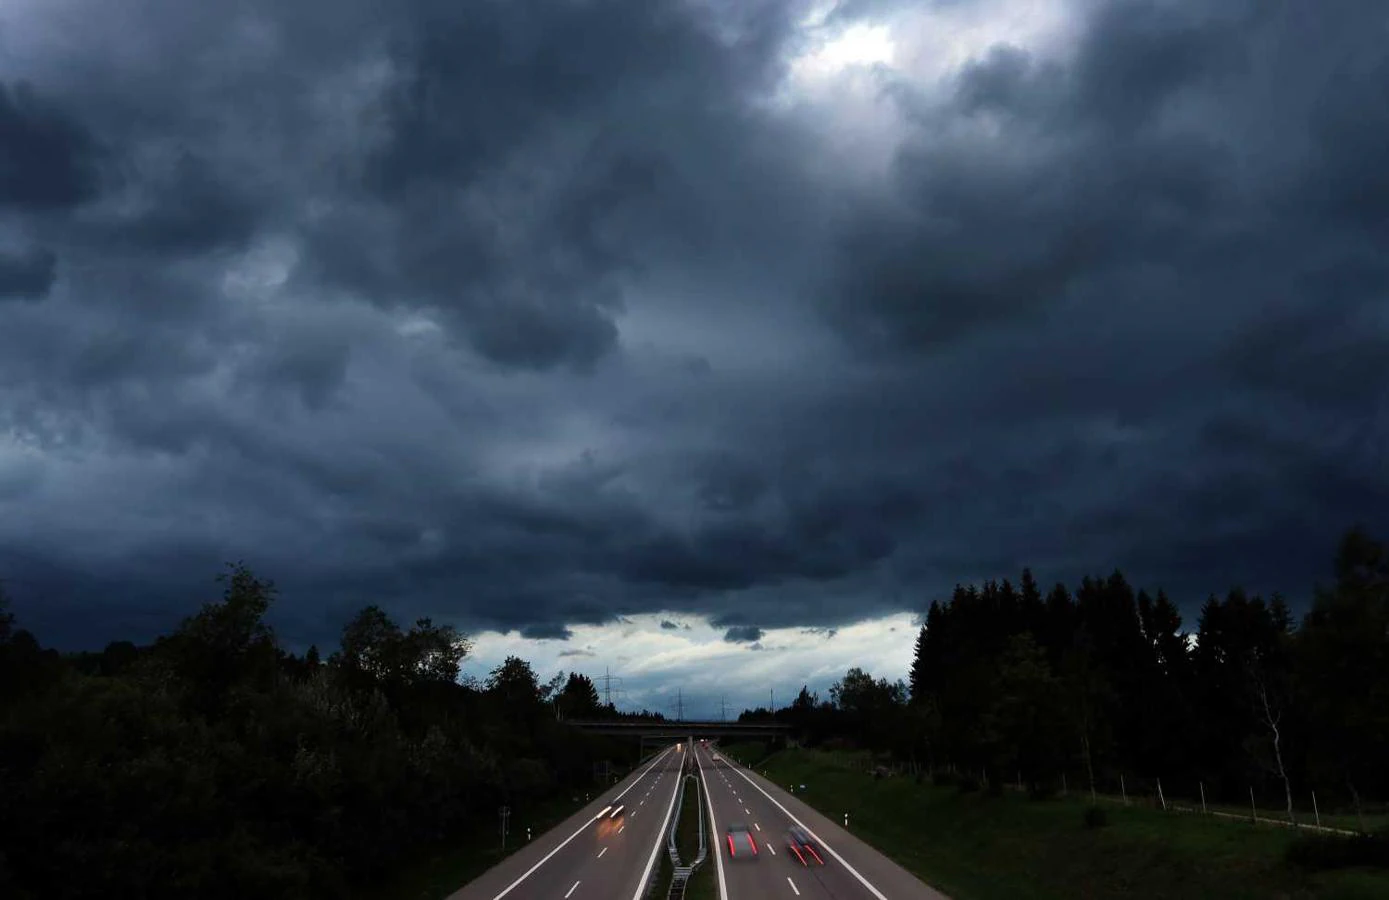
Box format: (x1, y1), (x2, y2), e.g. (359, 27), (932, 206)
(696, 747), (729, 900)
(618, 824), (625, 834)
(787, 876), (801, 896)
(726, 760), (891, 900)
(629, 753), (685, 900)
(744, 808), (750, 815)
(767, 843), (776, 856)
(754, 823), (761, 832)
(565, 881), (580, 898)
(597, 848), (607, 859)
(488, 747), (674, 899)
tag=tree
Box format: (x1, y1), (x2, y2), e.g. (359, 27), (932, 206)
(557, 673), (602, 720)
(909, 622), (930, 705)
(986, 634), (1070, 788)
(487, 656), (543, 707)
(0, 582), (14, 643)
(156, 561), (281, 715)
(1297, 528), (1389, 824)
(334, 606), (470, 688)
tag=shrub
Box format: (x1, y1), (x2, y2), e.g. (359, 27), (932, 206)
(956, 774), (982, 794)
(932, 770), (959, 788)
(1084, 806), (1109, 829)
(1286, 833), (1389, 871)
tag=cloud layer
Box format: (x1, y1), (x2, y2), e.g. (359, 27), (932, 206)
(2, 0), (1387, 683)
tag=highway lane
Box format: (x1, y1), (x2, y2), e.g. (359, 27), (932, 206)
(447, 743), (686, 900)
(694, 742), (948, 900)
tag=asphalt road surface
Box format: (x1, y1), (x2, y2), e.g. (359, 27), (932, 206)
(695, 742), (950, 900)
(447, 743), (685, 900)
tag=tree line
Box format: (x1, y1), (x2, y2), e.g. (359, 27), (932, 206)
(0, 564), (658, 899)
(741, 527), (1389, 824)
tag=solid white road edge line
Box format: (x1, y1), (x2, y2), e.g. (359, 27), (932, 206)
(488, 746), (673, 900)
(727, 759), (891, 900)
(629, 750), (684, 900)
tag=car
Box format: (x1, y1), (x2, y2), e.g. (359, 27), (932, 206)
(785, 826), (825, 866)
(597, 803), (625, 837)
(725, 822), (759, 859)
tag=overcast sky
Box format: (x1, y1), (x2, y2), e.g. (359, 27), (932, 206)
(2, 0), (1387, 714)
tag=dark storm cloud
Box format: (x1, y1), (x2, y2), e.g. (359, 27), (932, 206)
(724, 625), (763, 643)
(0, 81), (105, 211)
(2, 0), (1387, 656)
(297, 0), (805, 372)
(0, 247), (56, 300)
(660, 619), (681, 630)
(519, 623), (574, 641)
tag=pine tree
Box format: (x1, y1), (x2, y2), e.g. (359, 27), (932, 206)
(909, 620), (930, 706)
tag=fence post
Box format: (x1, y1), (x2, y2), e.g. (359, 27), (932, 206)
(1200, 782), (1206, 815)
(1121, 775), (1128, 806)
(1250, 786), (1257, 823)
(1157, 778), (1166, 811)
(1312, 790), (1320, 828)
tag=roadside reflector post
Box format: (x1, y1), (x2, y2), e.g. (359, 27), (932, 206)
(1250, 786), (1257, 824)
(1200, 782), (1206, 815)
(1312, 791), (1320, 827)
(527, 826), (532, 842)
(1121, 775), (1128, 806)
(843, 813), (849, 828)
(1157, 778), (1166, 811)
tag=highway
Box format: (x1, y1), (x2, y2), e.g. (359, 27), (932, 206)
(694, 741), (949, 899)
(446, 743), (684, 900)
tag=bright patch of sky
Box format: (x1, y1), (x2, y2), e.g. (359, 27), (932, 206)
(461, 611), (919, 718)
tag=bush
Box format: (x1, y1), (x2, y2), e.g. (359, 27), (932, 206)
(1286, 833), (1389, 871)
(1084, 806), (1109, 829)
(932, 770), (959, 788)
(1029, 780), (1060, 801)
(956, 774), (982, 794)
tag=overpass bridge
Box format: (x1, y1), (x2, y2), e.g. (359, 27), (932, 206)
(567, 719), (790, 740)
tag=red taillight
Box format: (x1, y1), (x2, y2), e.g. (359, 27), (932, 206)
(806, 845), (824, 865)
(750, 835), (758, 855)
(727, 835), (735, 856)
(790, 844), (807, 866)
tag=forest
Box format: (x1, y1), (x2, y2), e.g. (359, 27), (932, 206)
(0, 564), (658, 899)
(740, 526), (1389, 824)
(3, 527), (1385, 897)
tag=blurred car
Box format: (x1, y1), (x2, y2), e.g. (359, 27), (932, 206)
(597, 804), (625, 837)
(786, 826), (825, 866)
(725, 822), (759, 859)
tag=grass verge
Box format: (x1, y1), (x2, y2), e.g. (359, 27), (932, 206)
(361, 787), (598, 900)
(364, 752), (652, 900)
(743, 747), (1389, 900)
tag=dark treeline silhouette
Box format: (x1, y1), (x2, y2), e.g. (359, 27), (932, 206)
(0, 564), (658, 899)
(743, 527), (1389, 825)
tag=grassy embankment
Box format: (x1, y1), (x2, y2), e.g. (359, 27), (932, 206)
(715, 743), (1389, 900)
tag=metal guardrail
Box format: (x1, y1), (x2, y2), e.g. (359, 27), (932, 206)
(663, 759), (708, 899)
